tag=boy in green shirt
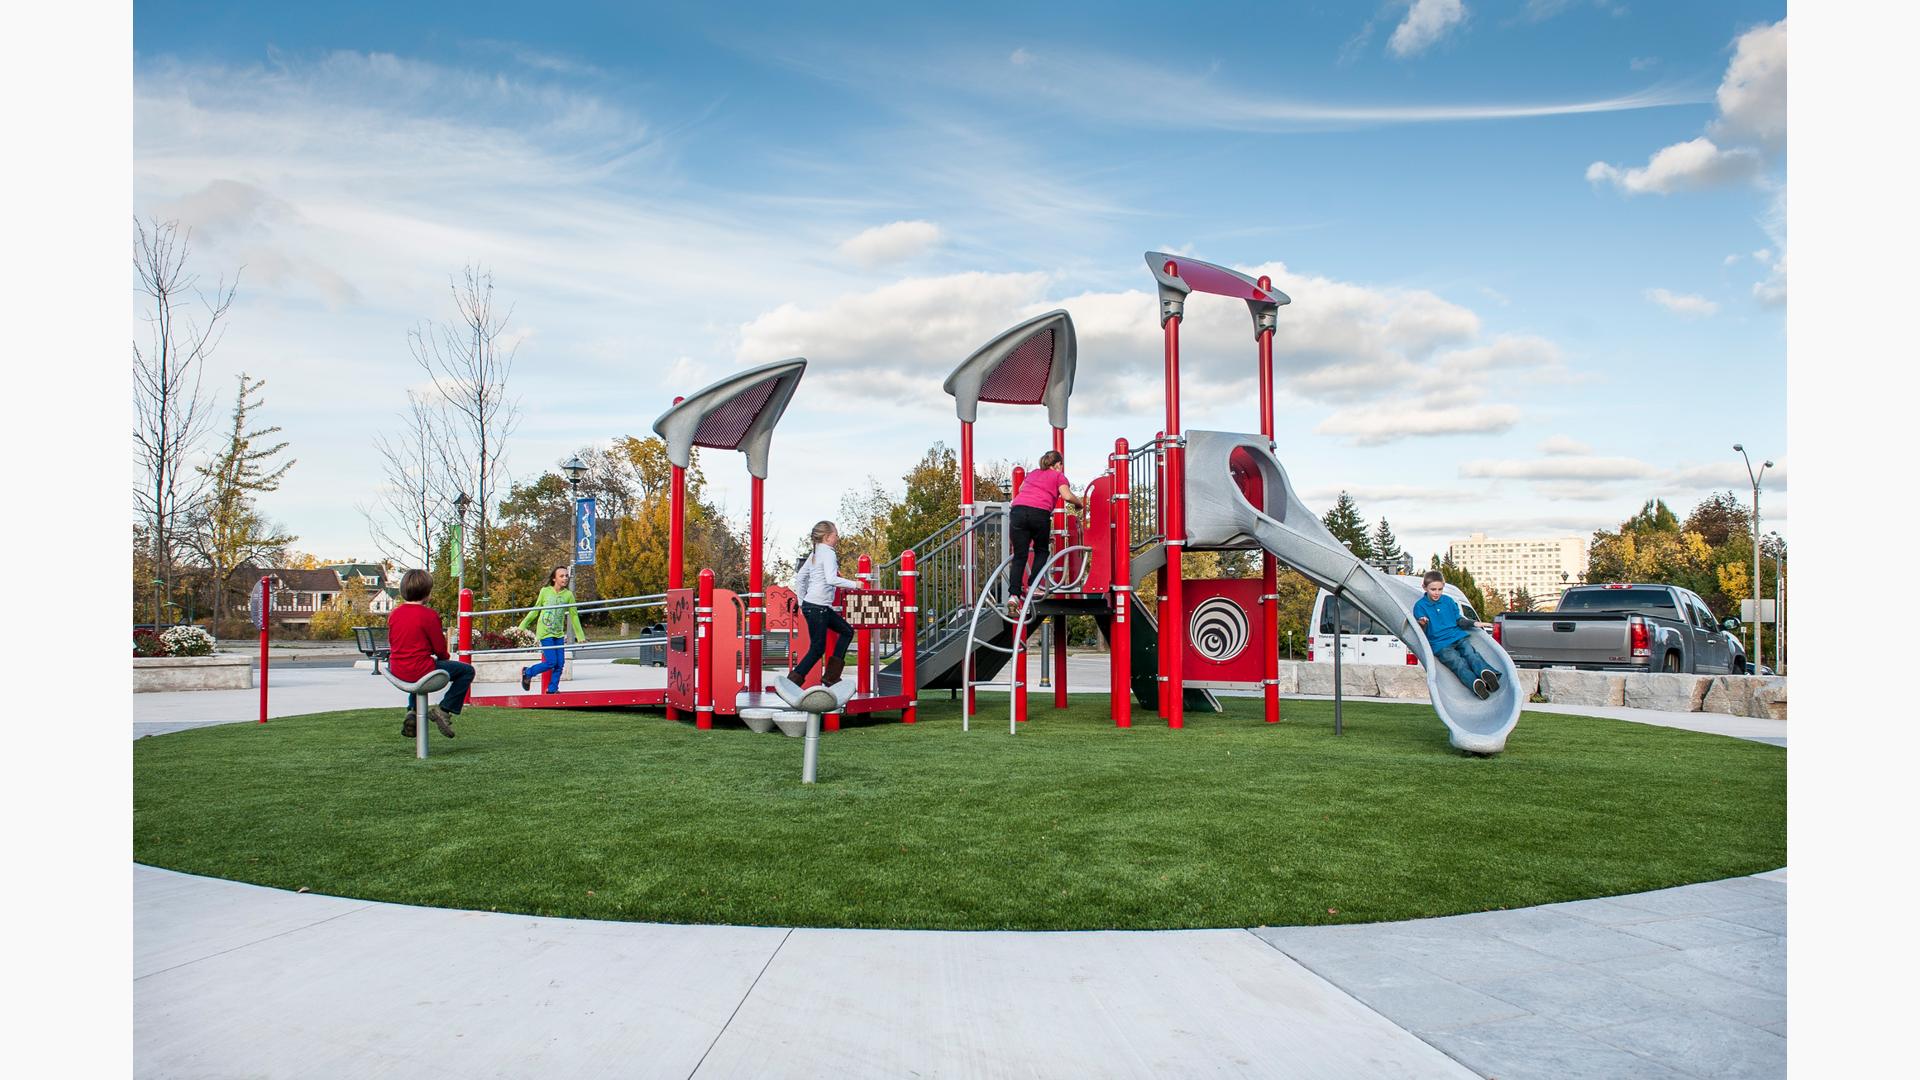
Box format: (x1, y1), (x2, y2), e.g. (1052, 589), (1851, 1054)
(519, 566), (587, 693)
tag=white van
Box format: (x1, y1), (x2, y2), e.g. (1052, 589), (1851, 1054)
(1307, 578), (1482, 666)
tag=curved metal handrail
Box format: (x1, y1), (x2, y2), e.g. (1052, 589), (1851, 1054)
(1005, 544), (1091, 735)
(956, 543), (1091, 733)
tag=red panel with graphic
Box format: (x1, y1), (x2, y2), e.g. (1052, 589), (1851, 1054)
(666, 588), (695, 710)
(1181, 578), (1266, 685)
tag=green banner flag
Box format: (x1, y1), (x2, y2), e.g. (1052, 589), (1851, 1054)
(450, 516), (464, 578)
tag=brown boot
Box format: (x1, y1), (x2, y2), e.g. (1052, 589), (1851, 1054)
(401, 714), (417, 739)
(824, 653), (846, 687)
(428, 705), (457, 738)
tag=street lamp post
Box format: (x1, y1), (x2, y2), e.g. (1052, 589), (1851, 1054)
(1733, 445), (1773, 671)
(452, 491), (473, 600)
(563, 455), (588, 646)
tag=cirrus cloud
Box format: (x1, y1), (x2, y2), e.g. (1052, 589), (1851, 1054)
(1389, 0), (1470, 59)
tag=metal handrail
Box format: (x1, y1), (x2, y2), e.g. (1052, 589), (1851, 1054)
(957, 544), (1091, 733)
(467, 593), (667, 619)
(1005, 544), (1092, 734)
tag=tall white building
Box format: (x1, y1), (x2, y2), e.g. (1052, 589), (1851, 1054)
(1447, 533), (1590, 610)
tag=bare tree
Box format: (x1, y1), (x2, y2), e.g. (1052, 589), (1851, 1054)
(133, 218), (236, 626)
(411, 265), (521, 606)
(361, 390), (458, 573)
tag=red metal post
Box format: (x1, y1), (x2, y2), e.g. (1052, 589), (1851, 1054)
(1164, 315), (1186, 729)
(1050, 424), (1069, 706)
(901, 549), (918, 723)
(1258, 316), (1280, 724)
(1111, 438), (1132, 727)
(1014, 611), (1028, 723)
(457, 587), (473, 664)
(749, 474), (765, 687)
(257, 575), (272, 723)
(1154, 431), (1169, 719)
(695, 568), (715, 729)
(668, 464), (686, 592)
(857, 553), (873, 696)
(960, 419), (976, 717)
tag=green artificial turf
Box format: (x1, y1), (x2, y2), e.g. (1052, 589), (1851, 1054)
(132, 696), (1785, 930)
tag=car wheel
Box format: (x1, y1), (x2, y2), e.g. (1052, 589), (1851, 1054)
(1662, 652), (1682, 673)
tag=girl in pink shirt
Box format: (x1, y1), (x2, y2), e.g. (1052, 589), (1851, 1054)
(1007, 450), (1086, 606)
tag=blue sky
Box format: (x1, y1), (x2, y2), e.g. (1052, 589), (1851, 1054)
(132, 0), (1788, 567)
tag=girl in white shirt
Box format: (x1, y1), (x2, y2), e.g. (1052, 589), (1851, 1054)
(786, 520), (862, 687)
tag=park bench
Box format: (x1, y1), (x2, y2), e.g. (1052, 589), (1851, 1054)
(354, 626), (391, 675)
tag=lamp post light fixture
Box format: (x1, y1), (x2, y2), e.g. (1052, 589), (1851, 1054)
(562, 456), (589, 644)
(1733, 444), (1773, 670)
(452, 490), (473, 598)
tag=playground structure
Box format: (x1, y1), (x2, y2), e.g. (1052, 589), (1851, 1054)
(457, 251), (1520, 754)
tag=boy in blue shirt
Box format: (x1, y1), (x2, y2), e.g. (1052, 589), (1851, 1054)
(1413, 570), (1503, 700)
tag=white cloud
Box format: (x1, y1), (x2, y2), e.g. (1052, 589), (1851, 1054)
(1645, 288), (1719, 317)
(1586, 137), (1763, 195)
(1389, 0), (1470, 59)
(1317, 402), (1520, 446)
(1584, 19), (1784, 198)
(1461, 455), (1659, 482)
(1713, 19), (1788, 149)
(836, 220), (944, 268)
(1629, 56), (1659, 72)
(1539, 435), (1592, 456)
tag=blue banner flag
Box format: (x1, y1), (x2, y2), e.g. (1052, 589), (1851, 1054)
(574, 497), (597, 566)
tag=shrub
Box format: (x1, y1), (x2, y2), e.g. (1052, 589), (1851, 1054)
(477, 626), (538, 651)
(161, 625), (216, 657)
(133, 629), (167, 658)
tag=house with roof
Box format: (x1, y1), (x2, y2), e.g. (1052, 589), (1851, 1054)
(326, 562), (389, 590)
(229, 566), (344, 628)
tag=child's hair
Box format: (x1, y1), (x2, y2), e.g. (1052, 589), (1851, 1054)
(547, 566), (568, 587)
(795, 521), (838, 571)
(400, 568), (433, 602)
(1038, 450), (1063, 470)
(1422, 570), (1445, 586)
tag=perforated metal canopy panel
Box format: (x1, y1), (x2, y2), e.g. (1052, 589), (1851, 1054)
(943, 310), (1076, 428)
(692, 378), (779, 452)
(651, 358), (806, 479)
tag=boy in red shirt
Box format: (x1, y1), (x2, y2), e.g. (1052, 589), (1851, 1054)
(385, 568), (472, 738)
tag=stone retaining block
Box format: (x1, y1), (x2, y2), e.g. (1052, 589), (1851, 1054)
(1703, 675), (1788, 720)
(1624, 673), (1711, 713)
(1297, 662), (1377, 697)
(1372, 665), (1430, 701)
(1539, 668), (1626, 707)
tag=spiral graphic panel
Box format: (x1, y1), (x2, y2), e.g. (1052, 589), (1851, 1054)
(1180, 579), (1267, 684)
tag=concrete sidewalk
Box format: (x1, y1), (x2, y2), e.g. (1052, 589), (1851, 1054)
(133, 657), (1788, 747)
(134, 865), (1783, 1078)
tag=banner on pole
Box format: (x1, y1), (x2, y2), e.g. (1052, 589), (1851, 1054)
(1739, 599), (1777, 624)
(450, 516), (464, 578)
(575, 497), (597, 566)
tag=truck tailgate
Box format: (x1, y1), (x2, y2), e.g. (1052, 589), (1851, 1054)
(1500, 614), (1635, 666)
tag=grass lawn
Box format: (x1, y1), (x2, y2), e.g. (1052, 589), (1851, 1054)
(132, 696), (1784, 931)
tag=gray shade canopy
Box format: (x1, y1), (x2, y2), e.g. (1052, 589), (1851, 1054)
(1144, 251), (1291, 335)
(650, 358), (807, 480)
(942, 310), (1076, 429)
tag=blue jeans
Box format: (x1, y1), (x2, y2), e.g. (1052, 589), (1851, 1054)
(399, 659), (475, 714)
(523, 637), (566, 693)
(1433, 638), (1495, 690)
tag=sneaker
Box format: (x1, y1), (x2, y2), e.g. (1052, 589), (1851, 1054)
(520, 667), (532, 692)
(1479, 669), (1501, 692)
(401, 715), (417, 739)
(428, 705), (457, 738)
(1471, 677), (1490, 700)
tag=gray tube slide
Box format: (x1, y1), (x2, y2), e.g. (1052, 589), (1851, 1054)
(1182, 430), (1521, 754)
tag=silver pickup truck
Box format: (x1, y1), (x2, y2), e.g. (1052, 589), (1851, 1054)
(1495, 584), (1747, 674)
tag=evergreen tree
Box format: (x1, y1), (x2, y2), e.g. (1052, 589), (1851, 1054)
(1511, 587), (1536, 612)
(1370, 518), (1403, 569)
(1622, 498), (1681, 535)
(1321, 492), (1373, 559)
(190, 373), (296, 633)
